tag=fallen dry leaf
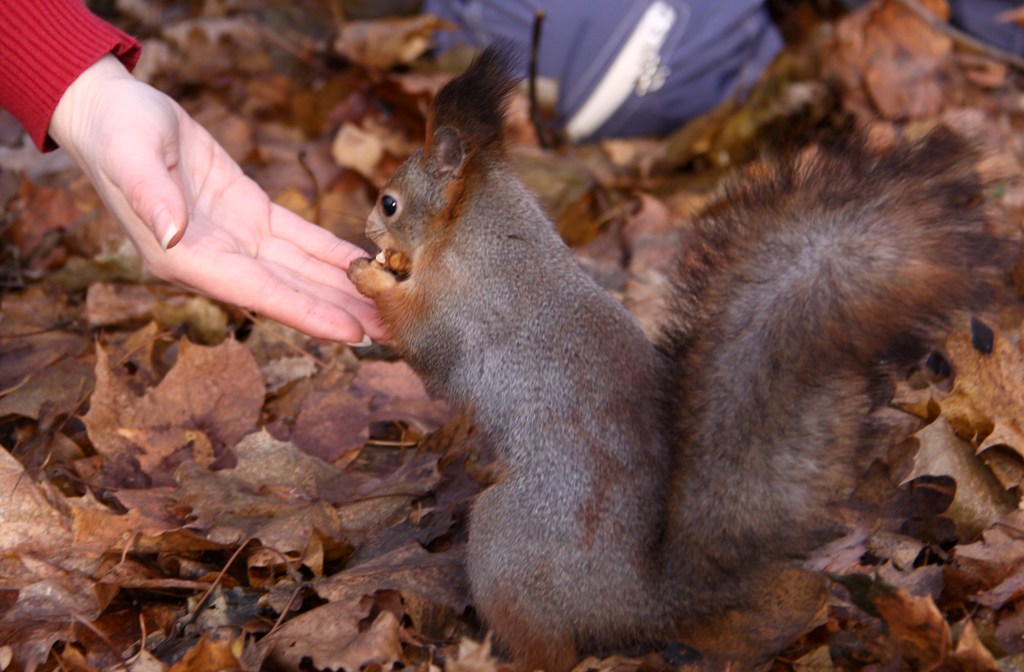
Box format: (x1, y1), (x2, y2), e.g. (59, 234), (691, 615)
(951, 617), (999, 671)
(331, 122), (385, 182)
(900, 416), (1015, 541)
(0, 285), (78, 336)
(173, 446), (346, 569)
(792, 645), (833, 672)
(0, 448), (73, 555)
(68, 488), (184, 556)
(0, 555), (116, 672)
(83, 338), (264, 486)
(314, 542), (468, 612)
(129, 649), (169, 672)
(334, 15), (449, 70)
(85, 282), (162, 327)
(948, 510), (1024, 598)
(354, 359), (452, 431)
(2, 1), (1024, 670)
(6, 181), (80, 268)
(941, 321), (1024, 456)
(0, 354), (92, 423)
(286, 383), (370, 464)
(259, 601), (403, 672)
(0, 330), (88, 394)
(873, 586), (952, 669)
(168, 633), (246, 672)
(823, 0), (956, 120)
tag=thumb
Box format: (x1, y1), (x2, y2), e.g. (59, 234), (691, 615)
(111, 139), (190, 251)
(127, 164), (189, 251)
(151, 197), (187, 250)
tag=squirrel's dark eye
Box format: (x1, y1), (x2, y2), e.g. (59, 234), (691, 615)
(381, 194), (398, 217)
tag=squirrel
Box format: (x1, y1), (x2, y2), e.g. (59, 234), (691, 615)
(346, 47), (1000, 671)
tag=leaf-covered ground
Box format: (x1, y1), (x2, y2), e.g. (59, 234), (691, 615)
(2, 0), (1024, 670)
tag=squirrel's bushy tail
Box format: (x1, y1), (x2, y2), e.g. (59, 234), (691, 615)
(660, 127), (1002, 614)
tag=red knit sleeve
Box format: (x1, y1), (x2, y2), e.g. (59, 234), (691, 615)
(0, 0), (141, 151)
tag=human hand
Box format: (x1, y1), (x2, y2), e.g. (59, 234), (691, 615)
(49, 55), (383, 344)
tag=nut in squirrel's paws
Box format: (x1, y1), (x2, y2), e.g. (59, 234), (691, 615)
(347, 248), (410, 298)
(377, 248), (412, 279)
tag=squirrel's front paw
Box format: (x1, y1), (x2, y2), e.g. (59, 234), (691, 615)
(348, 257), (399, 298)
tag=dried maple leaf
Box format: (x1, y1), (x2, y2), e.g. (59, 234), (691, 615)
(0, 354), (92, 423)
(823, 0), (955, 120)
(178, 430), (442, 568)
(331, 122), (386, 184)
(941, 321), (1024, 457)
(0, 611), (73, 672)
(0, 330), (89, 394)
(950, 618), (999, 671)
(174, 447), (345, 573)
(900, 417), (1015, 541)
(314, 542), (468, 613)
(354, 359), (452, 432)
(86, 283), (229, 343)
(334, 15), (449, 71)
(0, 556), (115, 671)
(872, 586), (951, 669)
(0, 448), (72, 555)
(0, 285), (78, 337)
(67, 489), (185, 556)
(948, 510), (1024, 602)
(791, 645), (833, 672)
(837, 574), (953, 669)
(942, 512), (1024, 613)
(973, 564), (1024, 610)
(85, 282), (161, 327)
(83, 338), (264, 487)
(287, 385), (370, 464)
(258, 601), (403, 672)
(168, 633), (246, 672)
(6, 181), (79, 269)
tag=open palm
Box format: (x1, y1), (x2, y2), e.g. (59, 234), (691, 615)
(50, 56), (382, 343)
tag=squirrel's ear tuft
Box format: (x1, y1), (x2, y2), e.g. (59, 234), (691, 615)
(425, 43), (519, 164)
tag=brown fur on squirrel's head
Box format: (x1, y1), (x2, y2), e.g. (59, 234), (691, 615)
(365, 45), (519, 276)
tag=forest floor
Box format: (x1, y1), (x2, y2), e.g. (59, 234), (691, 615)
(2, 0), (1024, 670)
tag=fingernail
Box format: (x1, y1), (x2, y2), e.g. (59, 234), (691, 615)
(160, 226), (179, 251)
(346, 335), (373, 348)
(154, 206), (179, 251)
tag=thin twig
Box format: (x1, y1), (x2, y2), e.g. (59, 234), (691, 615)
(138, 612), (148, 656)
(268, 583), (307, 635)
(528, 10), (548, 148)
(362, 437), (421, 449)
(252, 543), (306, 584)
(182, 536), (256, 627)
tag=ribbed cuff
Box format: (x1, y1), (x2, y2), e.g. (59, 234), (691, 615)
(0, 0), (141, 151)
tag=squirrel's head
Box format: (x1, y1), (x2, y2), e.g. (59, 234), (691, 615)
(365, 45), (519, 277)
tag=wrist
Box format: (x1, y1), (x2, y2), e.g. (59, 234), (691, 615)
(49, 54), (135, 155)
